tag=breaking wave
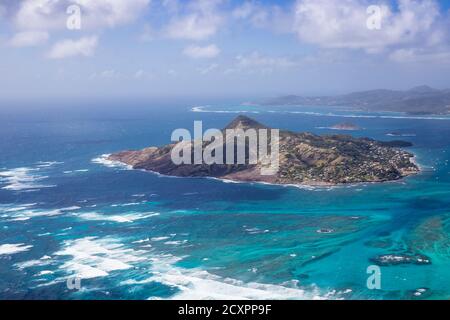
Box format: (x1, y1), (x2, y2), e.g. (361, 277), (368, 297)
(91, 154), (132, 169)
(0, 167), (56, 191)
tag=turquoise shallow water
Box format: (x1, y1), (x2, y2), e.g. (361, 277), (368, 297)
(0, 103), (449, 299)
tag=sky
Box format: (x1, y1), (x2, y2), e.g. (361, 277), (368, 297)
(0, 0), (450, 102)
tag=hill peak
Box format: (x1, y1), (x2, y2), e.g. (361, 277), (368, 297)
(408, 85), (437, 93)
(224, 115), (268, 130)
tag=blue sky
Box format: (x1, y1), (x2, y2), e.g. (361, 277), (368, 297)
(1, 0), (450, 101)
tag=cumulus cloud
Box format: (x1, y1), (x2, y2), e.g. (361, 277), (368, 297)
(165, 0), (224, 40)
(293, 0), (447, 53)
(232, 1), (293, 32)
(90, 69), (121, 79)
(13, 0), (151, 30)
(389, 48), (450, 63)
(47, 36), (98, 59)
(183, 44), (220, 58)
(233, 1), (268, 26)
(8, 31), (49, 47)
(198, 63), (219, 74)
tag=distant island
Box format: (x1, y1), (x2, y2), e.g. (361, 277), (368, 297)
(386, 132), (417, 137)
(108, 116), (419, 186)
(263, 86), (450, 115)
(329, 123), (361, 131)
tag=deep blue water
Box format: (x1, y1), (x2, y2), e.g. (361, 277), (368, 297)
(1, 102), (449, 300)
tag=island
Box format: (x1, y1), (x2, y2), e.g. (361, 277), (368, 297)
(108, 115), (419, 186)
(386, 132), (416, 137)
(329, 123), (361, 131)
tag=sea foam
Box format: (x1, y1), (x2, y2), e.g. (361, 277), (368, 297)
(91, 154), (132, 169)
(0, 243), (33, 255)
(0, 167), (55, 191)
(145, 254), (334, 300)
(76, 211), (159, 223)
(55, 237), (146, 279)
(5, 206), (80, 221)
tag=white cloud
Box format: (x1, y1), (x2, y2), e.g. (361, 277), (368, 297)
(293, 0), (447, 52)
(133, 69), (154, 79)
(165, 0), (224, 40)
(232, 2), (255, 19)
(47, 36), (98, 59)
(389, 48), (450, 63)
(90, 69), (121, 79)
(14, 0), (151, 30)
(198, 63), (219, 74)
(166, 15), (219, 40)
(183, 44), (220, 59)
(134, 69), (145, 79)
(99, 69), (120, 78)
(8, 31), (49, 47)
(232, 1), (268, 27)
(232, 1), (293, 33)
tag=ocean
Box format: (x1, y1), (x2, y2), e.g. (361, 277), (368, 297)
(1, 101), (449, 300)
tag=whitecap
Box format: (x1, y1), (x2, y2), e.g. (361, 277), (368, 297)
(15, 256), (53, 269)
(92, 154), (132, 169)
(36, 161), (64, 168)
(0, 167), (56, 191)
(7, 207), (78, 221)
(145, 254), (333, 300)
(10, 217), (30, 221)
(132, 238), (151, 244)
(120, 202), (141, 207)
(0, 243), (33, 255)
(76, 211), (159, 223)
(244, 227), (270, 235)
(55, 237), (146, 279)
(151, 236), (170, 242)
(3, 203), (37, 212)
(164, 240), (188, 246)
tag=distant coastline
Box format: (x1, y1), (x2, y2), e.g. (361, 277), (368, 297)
(316, 122), (362, 131)
(260, 86), (450, 116)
